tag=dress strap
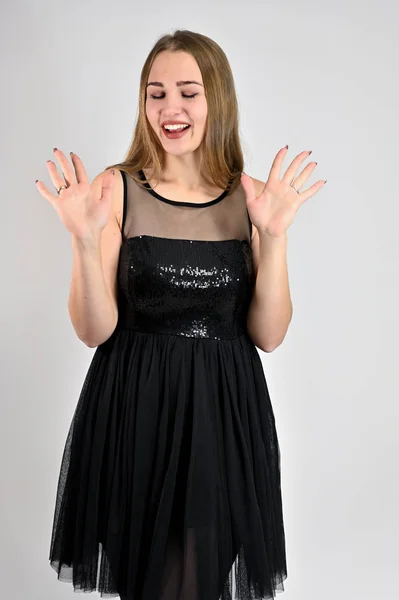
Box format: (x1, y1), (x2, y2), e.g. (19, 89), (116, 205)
(120, 170), (128, 237)
(246, 208), (252, 241)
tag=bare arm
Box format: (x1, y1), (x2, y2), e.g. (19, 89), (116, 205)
(68, 170), (123, 347)
(246, 178), (293, 352)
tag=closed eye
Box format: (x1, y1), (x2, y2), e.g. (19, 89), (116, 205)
(149, 93), (198, 100)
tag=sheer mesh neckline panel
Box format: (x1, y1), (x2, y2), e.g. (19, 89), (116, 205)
(137, 169), (232, 208)
(120, 170), (252, 244)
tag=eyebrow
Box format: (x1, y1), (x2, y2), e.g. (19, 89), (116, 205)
(146, 80), (204, 88)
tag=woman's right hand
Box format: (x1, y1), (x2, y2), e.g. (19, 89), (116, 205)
(36, 148), (116, 242)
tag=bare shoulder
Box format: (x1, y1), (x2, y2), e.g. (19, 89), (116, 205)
(251, 177), (266, 195)
(245, 176), (266, 278)
(247, 177), (266, 243)
(98, 168), (124, 231)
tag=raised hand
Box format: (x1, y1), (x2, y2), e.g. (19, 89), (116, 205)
(35, 148), (116, 241)
(241, 146), (327, 239)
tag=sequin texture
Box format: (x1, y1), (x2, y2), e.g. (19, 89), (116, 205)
(118, 235), (255, 339)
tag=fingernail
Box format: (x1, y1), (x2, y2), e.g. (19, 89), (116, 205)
(308, 150), (312, 155)
(284, 145), (289, 149)
(70, 152), (74, 156)
(53, 147), (58, 153)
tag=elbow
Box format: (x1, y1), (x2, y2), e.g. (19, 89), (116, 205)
(253, 325), (292, 353)
(81, 332), (114, 348)
(247, 305), (293, 353)
(78, 319), (119, 348)
(263, 310), (294, 352)
(250, 335), (280, 353)
(261, 338), (283, 353)
(84, 329), (117, 348)
(248, 323), (287, 352)
(77, 334), (100, 348)
(83, 339), (100, 349)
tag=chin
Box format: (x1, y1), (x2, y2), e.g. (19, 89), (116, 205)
(164, 148), (198, 157)
(161, 140), (202, 155)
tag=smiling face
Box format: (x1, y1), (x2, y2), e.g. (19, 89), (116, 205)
(145, 51), (208, 157)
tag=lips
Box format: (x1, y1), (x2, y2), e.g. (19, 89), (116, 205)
(162, 124), (191, 139)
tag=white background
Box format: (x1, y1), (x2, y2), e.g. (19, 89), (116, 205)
(1, 0), (398, 598)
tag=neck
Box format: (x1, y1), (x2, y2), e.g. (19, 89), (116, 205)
(161, 153), (206, 190)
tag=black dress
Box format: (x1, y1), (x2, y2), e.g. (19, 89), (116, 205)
(49, 169), (287, 600)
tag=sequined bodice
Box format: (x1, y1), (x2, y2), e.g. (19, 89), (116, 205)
(115, 171), (255, 340)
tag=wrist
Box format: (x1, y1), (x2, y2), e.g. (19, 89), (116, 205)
(71, 232), (102, 252)
(258, 229), (287, 242)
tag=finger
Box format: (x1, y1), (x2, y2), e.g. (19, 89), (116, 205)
(70, 152), (90, 185)
(46, 159), (69, 194)
(282, 150), (312, 185)
(240, 172), (257, 203)
(296, 180), (326, 205)
(291, 161), (318, 190)
(35, 179), (61, 210)
(268, 146), (289, 181)
(52, 148), (76, 187)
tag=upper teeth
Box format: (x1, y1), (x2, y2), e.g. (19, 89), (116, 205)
(164, 124), (189, 131)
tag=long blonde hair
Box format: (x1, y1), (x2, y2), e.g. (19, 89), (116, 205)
(105, 29), (244, 194)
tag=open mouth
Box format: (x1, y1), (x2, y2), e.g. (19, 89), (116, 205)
(162, 124), (191, 139)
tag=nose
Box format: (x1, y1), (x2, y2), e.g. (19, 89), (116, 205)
(161, 92), (186, 116)
(162, 110), (187, 125)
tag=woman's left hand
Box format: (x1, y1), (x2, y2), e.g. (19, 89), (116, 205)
(240, 146), (327, 239)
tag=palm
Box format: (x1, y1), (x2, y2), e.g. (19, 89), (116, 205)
(59, 180), (110, 233)
(241, 147), (326, 238)
(250, 180), (299, 238)
(36, 149), (115, 239)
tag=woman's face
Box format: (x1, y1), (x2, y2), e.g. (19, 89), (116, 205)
(145, 51), (208, 157)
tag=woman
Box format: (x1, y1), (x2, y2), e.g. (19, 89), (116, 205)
(37, 29), (325, 600)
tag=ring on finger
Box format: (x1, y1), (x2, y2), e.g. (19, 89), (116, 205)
(289, 180), (301, 194)
(56, 184), (68, 195)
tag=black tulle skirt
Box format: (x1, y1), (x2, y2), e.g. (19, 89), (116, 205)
(49, 328), (287, 599)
